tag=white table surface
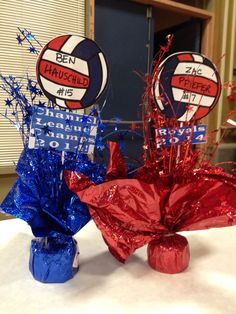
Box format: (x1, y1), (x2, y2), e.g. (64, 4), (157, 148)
(0, 218), (236, 314)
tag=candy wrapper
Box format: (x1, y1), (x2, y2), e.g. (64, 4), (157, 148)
(29, 236), (78, 283)
(147, 234), (190, 274)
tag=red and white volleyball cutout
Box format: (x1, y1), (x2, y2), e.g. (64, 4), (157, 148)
(36, 35), (108, 109)
(153, 52), (221, 122)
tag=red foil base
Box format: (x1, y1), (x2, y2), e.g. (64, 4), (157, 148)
(147, 234), (190, 274)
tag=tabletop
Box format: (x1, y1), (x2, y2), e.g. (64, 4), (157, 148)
(0, 218), (236, 314)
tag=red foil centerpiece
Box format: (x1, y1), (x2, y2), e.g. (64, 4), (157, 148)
(65, 142), (236, 272)
(65, 37), (236, 274)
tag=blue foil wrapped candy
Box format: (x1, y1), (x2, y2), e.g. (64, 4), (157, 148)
(29, 236), (79, 283)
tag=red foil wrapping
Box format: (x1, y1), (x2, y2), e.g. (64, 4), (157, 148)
(65, 171), (167, 262)
(147, 234), (190, 274)
(105, 141), (127, 181)
(64, 142), (236, 268)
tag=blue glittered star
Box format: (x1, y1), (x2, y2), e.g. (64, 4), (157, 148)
(29, 84), (38, 95)
(41, 125), (51, 135)
(28, 46), (37, 54)
(96, 139), (105, 151)
(16, 34), (23, 45)
(36, 100), (46, 107)
(81, 116), (89, 123)
(26, 32), (33, 40)
(89, 107), (98, 115)
(5, 99), (12, 107)
(97, 143), (105, 151)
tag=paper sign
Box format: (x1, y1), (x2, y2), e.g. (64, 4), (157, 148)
(156, 124), (206, 147)
(29, 106), (98, 154)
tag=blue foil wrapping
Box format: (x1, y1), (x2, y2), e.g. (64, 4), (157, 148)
(0, 147), (105, 237)
(29, 236), (78, 283)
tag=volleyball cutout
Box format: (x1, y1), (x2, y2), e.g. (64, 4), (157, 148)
(153, 52), (221, 122)
(36, 35), (108, 109)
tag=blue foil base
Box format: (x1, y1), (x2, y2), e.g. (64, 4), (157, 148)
(29, 236), (79, 283)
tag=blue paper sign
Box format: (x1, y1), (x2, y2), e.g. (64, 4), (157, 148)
(29, 106), (98, 154)
(156, 124), (206, 147)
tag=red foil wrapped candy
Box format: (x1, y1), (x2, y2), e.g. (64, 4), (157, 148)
(147, 234), (190, 274)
